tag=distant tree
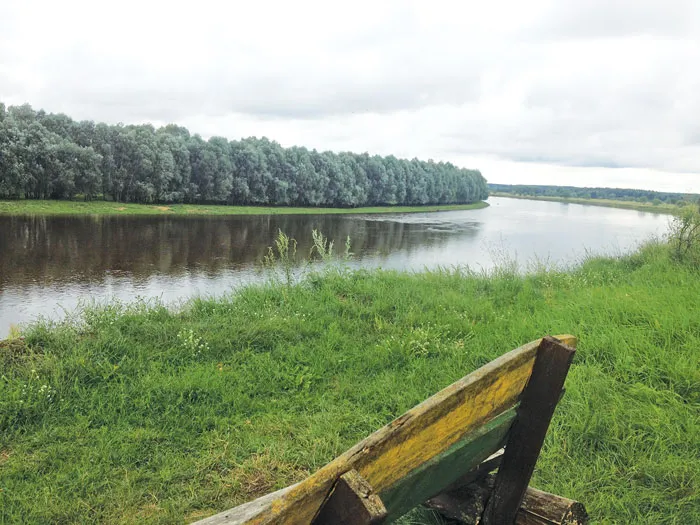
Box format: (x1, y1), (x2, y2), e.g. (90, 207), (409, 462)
(489, 183), (696, 206)
(231, 139), (269, 204)
(74, 145), (102, 200)
(286, 146), (323, 206)
(8, 104), (37, 126)
(0, 118), (25, 198)
(208, 137), (234, 203)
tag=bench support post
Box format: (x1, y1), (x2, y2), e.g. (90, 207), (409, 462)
(312, 469), (387, 524)
(482, 336), (576, 525)
(426, 474), (588, 524)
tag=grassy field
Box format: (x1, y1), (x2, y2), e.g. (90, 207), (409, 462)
(490, 192), (681, 214)
(0, 199), (488, 216)
(1, 243), (699, 523)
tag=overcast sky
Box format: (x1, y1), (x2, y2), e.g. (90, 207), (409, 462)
(1, 0), (699, 192)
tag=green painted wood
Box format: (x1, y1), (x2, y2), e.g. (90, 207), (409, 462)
(379, 407), (517, 522)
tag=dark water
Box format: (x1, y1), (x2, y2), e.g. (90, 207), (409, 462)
(0, 197), (668, 337)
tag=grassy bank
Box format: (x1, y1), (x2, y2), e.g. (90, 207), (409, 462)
(0, 200), (488, 216)
(490, 192), (680, 214)
(1, 243), (699, 523)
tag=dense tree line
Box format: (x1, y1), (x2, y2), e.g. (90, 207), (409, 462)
(0, 103), (488, 206)
(489, 184), (699, 206)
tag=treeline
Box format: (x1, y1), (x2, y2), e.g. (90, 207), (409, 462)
(489, 184), (699, 206)
(0, 103), (488, 206)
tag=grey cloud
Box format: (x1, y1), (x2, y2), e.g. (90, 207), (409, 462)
(231, 76), (481, 119)
(684, 128), (700, 147)
(439, 88), (700, 174)
(37, 75), (481, 123)
(533, 0), (700, 39)
(0, 72), (24, 97)
(30, 44), (483, 122)
(506, 154), (623, 169)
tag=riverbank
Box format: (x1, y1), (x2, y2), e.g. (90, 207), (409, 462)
(489, 192), (680, 214)
(0, 200), (488, 216)
(1, 243), (698, 523)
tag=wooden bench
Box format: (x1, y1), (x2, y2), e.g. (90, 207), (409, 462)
(194, 335), (588, 524)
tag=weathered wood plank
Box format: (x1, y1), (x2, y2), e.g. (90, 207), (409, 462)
(194, 485), (296, 525)
(517, 487), (589, 524)
(483, 336), (577, 525)
(312, 469), (386, 524)
(379, 407), (515, 520)
(193, 335), (577, 525)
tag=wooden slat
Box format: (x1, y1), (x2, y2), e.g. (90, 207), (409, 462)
(195, 485), (297, 525)
(379, 407), (516, 520)
(517, 487), (589, 524)
(483, 336), (577, 525)
(312, 469), (387, 524)
(193, 335), (577, 525)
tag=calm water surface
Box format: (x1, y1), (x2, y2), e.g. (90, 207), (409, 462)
(0, 197), (668, 337)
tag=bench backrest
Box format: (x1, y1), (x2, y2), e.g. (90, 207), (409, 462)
(195, 335), (577, 525)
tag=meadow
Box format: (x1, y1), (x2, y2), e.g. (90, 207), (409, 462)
(0, 236), (698, 523)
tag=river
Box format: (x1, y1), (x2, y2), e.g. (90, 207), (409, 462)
(0, 197), (669, 337)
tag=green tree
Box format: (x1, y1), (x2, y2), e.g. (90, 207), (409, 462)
(0, 101), (490, 207)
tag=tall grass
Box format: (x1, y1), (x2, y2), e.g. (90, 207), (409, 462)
(260, 230), (352, 285)
(0, 242), (698, 523)
(668, 204), (700, 267)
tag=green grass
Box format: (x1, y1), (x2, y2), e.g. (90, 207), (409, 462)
(1, 243), (699, 524)
(0, 199), (489, 216)
(490, 192), (681, 214)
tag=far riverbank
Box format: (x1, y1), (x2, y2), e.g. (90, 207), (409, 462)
(0, 200), (488, 217)
(489, 192), (679, 214)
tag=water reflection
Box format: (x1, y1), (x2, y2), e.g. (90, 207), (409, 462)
(0, 197), (667, 336)
(0, 213), (480, 286)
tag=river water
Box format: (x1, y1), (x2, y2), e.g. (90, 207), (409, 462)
(0, 197), (669, 337)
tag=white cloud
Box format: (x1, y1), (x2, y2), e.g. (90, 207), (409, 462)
(1, 0), (700, 190)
